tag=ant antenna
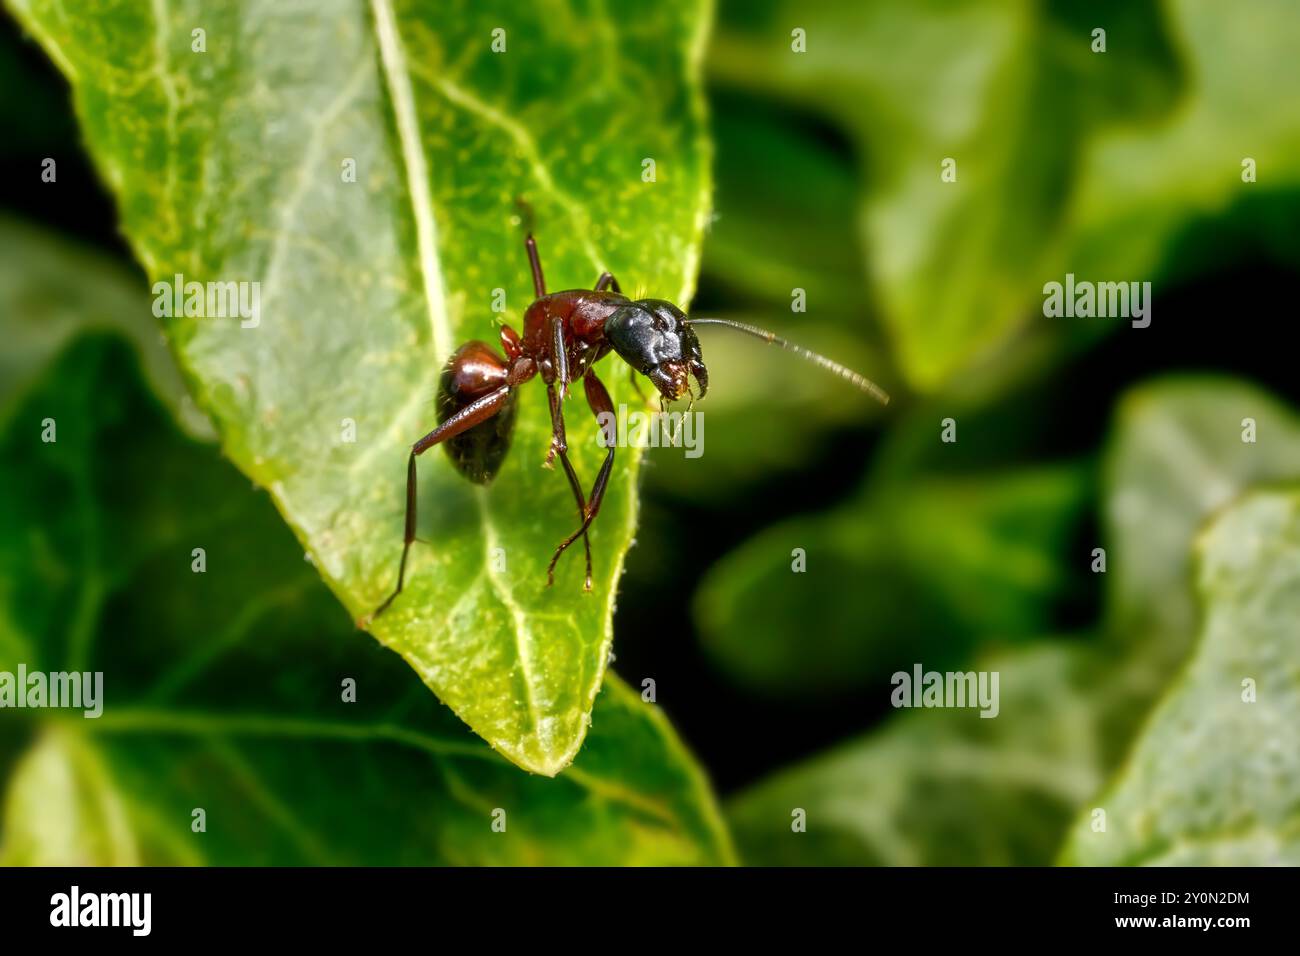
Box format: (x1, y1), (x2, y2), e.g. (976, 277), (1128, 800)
(686, 318), (890, 405)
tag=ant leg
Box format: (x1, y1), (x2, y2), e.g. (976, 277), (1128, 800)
(364, 385), (513, 625)
(369, 449), (419, 619)
(543, 314), (572, 433)
(547, 370), (617, 587)
(540, 312), (592, 586)
(546, 381), (594, 589)
(552, 312), (570, 401)
(525, 234), (546, 297)
(516, 197), (546, 297)
(544, 374), (568, 470)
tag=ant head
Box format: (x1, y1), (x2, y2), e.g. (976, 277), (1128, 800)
(605, 299), (708, 401)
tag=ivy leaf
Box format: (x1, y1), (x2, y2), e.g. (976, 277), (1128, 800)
(1062, 490), (1300, 865)
(1103, 378), (1300, 664)
(7, 0), (713, 774)
(0, 336), (734, 865)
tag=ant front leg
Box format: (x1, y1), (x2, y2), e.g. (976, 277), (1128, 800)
(547, 369), (617, 587)
(364, 385), (514, 625)
(544, 315), (571, 463)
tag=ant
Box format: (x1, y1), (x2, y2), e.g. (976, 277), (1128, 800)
(366, 228), (889, 622)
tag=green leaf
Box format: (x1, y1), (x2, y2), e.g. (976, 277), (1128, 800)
(696, 462), (1090, 695)
(7, 0), (713, 773)
(727, 643), (1109, 865)
(1102, 378), (1300, 662)
(0, 336), (734, 865)
(1063, 0), (1300, 284)
(1062, 490), (1300, 865)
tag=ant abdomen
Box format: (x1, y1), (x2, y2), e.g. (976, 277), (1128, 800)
(437, 341), (518, 484)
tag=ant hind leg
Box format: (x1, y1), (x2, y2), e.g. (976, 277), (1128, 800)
(361, 384), (513, 626)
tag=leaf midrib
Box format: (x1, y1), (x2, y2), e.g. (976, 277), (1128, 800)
(370, 0), (453, 360)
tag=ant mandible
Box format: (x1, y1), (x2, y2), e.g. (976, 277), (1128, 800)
(367, 228), (890, 622)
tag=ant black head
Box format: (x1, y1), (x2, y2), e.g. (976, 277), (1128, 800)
(604, 298), (708, 401)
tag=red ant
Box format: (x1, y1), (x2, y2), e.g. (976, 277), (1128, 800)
(367, 230), (889, 621)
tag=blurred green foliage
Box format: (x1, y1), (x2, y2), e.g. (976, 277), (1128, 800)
(0, 216), (209, 438)
(726, 378), (1300, 865)
(728, 643), (1107, 865)
(3, 0), (1300, 868)
(692, 0), (1300, 865)
(708, 0), (1300, 392)
(696, 460), (1091, 696)
(1063, 489), (1300, 865)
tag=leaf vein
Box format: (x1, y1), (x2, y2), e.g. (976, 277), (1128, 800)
(370, 0), (453, 360)
(411, 62), (604, 276)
